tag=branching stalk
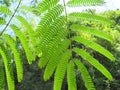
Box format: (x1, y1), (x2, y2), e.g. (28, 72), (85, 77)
(0, 0), (22, 36)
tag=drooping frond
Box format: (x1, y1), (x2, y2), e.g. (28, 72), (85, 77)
(73, 47), (113, 80)
(4, 34), (23, 82)
(70, 24), (114, 42)
(72, 36), (115, 61)
(0, 47), (14, 90)
(0, 5), (11, 14)
(67, 60), (77, 90)
(10, 25), (33, 64)
(68, 12), (112, 24)
(67, 0), (104, 7)
(16, 15), (36, 59)
(35, 0), (59, 14)
(54, 50), (71, 90)
(73, 59), (95, 90)
(0, 17), (5, 25)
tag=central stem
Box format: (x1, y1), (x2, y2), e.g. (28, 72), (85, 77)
(63, 0), (72, 51)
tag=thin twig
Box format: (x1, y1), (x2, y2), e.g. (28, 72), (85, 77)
(0, 0), (22, 36)
(63, 0), (68, 23)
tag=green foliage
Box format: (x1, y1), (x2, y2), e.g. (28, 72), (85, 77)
(67, 0), (104, 7)
(0, 0), (116, 90)
(0, 5), (11, 14)
(0, 47), (14, 90)
(4, 34), (23, 82)
(74, 59), (95, 90)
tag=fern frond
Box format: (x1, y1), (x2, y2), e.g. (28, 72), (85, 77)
(67, 0), (104, 7)
(38, 39), (70, 69)
(54, 50), (71, 90)
(73, 59), (95, 90)
(73, 47), (113, 80)
(72, 36), (115, 61)
(43, 39), (70, 80)
(36, 4), (64, 36)
(68, 12), (112, 24)
(17, 15), (36, 59)
(0, 17), (5, 25)
(10, 25), (33, 64)
(70, 24), (113, 42)
(4, 34), (23, 82)
(0, 47), (14, 90)
(35, 0), (59, 14)
(0, 5), (11, 14)
(67, 60), (77, 90)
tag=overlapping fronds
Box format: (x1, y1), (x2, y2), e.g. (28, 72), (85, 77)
(35, 0), (59, 14)
(73, 48), (113, 80)
(67, 0), (104, 7)
(70, 24), (113, 42)
(0, 47), (14, 90)
(54, 50), (71, 90)
(74, 59), (95, 90)
(4, 34), (23, 82)
(72, 36), (114, 60)
(10, 25), (34, 64)
(68, 12), (112, 24)
(0, 5), (11, 14)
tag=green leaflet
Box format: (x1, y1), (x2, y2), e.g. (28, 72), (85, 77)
(35, 0), (59, 14)
(68, 12), (112, 24)
(10, 25), (33, 64)
(73, 59), (95, 90)
(0, 17), (5, 25)
(67, 60), (77, 90)
(73, 47), (113, 80)
(0, 47), (14, 90)
(4, 34), (23, 82)
(54, 50), (72, 90)
(0, 5), (11, 14)
(70, 24), (113, 42)
(67, 0), (104, 7)
(72, 36), (115, 61)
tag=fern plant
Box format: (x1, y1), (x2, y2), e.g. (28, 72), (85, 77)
(0, 0), (115, 90)
(30, 0), (114, 90)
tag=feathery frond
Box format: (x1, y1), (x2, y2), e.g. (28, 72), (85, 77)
(54, 50), (71, 90)
(73, 47), (113, 80)
(10, 25), (34, 64)
(70, 24), (113, 42)
(4, 34), (23, 82)
(0, 47), (14, 90)
(74, 59), (95, 90)
(67, 60), (77, 90)
(72, 36), (115, 60)
(67, 0), (104, 7)
(68, 12), (112, 24)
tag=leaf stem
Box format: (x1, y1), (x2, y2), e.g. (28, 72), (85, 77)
(0, 0), (22, 36)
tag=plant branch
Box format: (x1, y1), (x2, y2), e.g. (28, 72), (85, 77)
(63, 0), (72, 50)
(0, 0), (22, 36)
